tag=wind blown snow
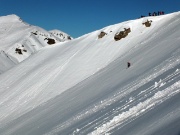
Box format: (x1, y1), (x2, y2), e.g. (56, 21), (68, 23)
(0, 11), (180, 135)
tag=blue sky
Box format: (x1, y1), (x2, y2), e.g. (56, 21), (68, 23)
(0, 0), (179, 38)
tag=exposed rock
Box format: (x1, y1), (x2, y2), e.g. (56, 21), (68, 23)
(44, 38), (56, 45)
(23, 49), (27, 52)
(98, 31), (107, 39)
(15, 48), (27, 54)
(32, 32), (37, 35)
(67, 36), (72, 40)
(124, 28), (131, 33)
(114, 28), (131, 41)
(142, 20), (153, 27)
(15, 48), (23, 55)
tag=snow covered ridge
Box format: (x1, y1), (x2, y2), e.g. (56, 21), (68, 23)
(0, 11), (180, 135)
(0, 14), (72, 74)
(50, 29), (73, 42)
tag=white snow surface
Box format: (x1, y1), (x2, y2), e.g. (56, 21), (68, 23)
(0, 14), (72, 73)
(0, 11), (180, 135)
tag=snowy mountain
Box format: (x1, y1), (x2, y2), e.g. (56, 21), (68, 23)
(0, 11), (180, 135)
(50, 29), (73, 42)
(0, 14), (72, 73)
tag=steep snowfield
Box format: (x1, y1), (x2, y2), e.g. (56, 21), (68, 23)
(0, 12), (180, 135)
(0, 15), (72, 73)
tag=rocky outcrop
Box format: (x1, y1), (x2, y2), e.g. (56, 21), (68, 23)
(142, 20), (153, 27)
(49, 30), (73, 42)
(44, 38), (56, 45)
(114, 28), (131, 41)
(98, 31), (107, 39)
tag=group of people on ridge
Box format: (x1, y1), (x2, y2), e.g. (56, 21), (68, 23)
(149, 11), (165, 16)
(140, 11), (165, 18)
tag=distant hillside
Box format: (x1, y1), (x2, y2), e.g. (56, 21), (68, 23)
(0, 14), (72, 73)
(50, 29), (73, 42)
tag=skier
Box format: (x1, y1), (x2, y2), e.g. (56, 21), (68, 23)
(127, 62), (131, 68)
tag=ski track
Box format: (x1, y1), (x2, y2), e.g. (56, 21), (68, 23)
(79, 62), (180, 135)
(0, 39), (101, 125)
(83, 67), (180, 135)
(89, 81), (180, 135)
(44, 53), (180, 135)
(0, 50), (80, 122)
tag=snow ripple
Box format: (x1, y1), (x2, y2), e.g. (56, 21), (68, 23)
(89, 81), (180, 135)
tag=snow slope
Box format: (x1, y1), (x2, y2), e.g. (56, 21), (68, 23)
(0, 14), (72, 73)
(0, 11), (180, 135)
(50, 29), (73, 42)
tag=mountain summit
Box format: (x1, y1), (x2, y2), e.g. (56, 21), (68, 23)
(0, 11), (180, 135)
(0, 15), (72, 73)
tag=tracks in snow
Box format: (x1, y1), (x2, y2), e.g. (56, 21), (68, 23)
(44, 52), (180, 135)
(89, 68), (180, 135)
